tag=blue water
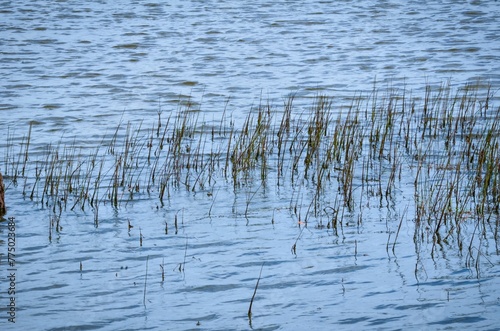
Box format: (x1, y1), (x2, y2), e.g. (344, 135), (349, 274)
(1, 1), (500, 330)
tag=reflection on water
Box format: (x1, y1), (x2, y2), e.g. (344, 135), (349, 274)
(1, 0), (500, 330)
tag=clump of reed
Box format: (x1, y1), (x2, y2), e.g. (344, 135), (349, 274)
(1, 82), (499, 273)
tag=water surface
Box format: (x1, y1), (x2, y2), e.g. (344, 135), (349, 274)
(1, 1), (500, 330)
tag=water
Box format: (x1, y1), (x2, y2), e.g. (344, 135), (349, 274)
(2, 0), (500, 136)
(1, 1), (500, 330)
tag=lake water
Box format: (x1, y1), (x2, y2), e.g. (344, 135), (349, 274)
(1, 1), (500, 330)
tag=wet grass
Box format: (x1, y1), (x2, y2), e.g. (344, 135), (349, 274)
(1, 82), (499, 275)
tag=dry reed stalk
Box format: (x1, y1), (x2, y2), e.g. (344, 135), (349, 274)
(21, 121), (32, 177)
(248, 262), (264, 321)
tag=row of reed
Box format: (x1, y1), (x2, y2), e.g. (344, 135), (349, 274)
(2, 82), (498, 263)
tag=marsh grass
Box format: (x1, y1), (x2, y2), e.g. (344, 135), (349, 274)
(2, 82), (499, 274)
(248, 262), (264, 324)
